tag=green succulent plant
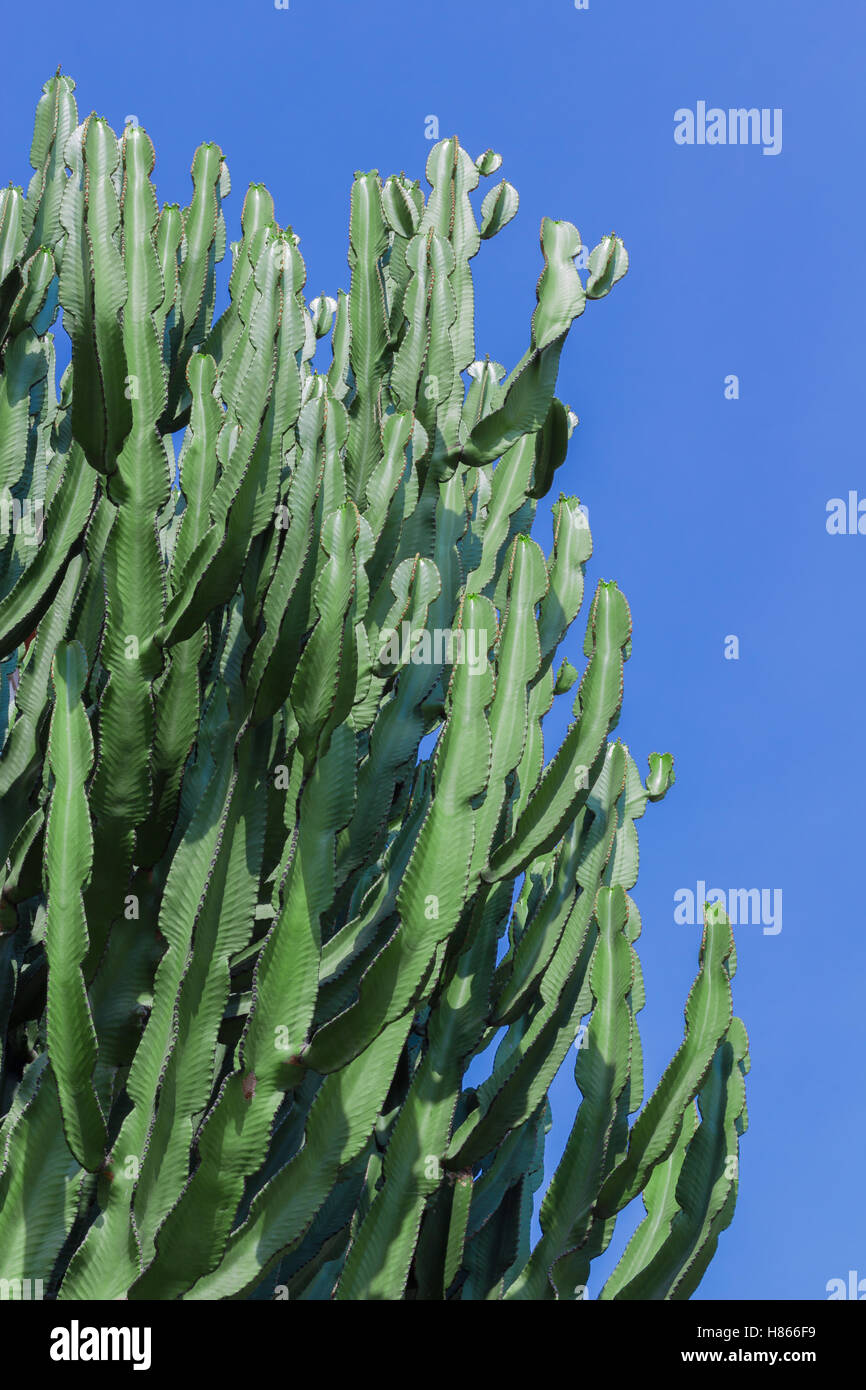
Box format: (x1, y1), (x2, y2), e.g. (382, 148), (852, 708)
(0, 73), (748, 1301)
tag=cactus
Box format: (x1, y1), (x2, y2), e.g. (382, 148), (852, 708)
(0, 74), (749, 1302)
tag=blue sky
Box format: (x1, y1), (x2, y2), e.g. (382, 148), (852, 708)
(3, 0), (863, 1299)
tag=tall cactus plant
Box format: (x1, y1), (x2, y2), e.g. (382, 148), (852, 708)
(0, 74), (749, 1301)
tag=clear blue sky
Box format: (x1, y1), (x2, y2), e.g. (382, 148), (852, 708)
(3, 0), (862, 1300)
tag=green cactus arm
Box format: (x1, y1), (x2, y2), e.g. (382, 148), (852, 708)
(479, 179), (519, 240)
(600, 749), (648, 890)
(43, 640), (107, 1170)
(87, 122), (175, 828)
(661, 1017), (749, 1300)
(289, 502), (360, 768)
(442, 1171), (475, 1294)
(444, 822), (621, 1177)
(334, 557), (442, 886)
(267, 1158), (369, 1300)
(6, 245), (58, 339)
(359, 408), (413, 581)
(161, 1014), (414, 1301)
(133, 354), (220, 863)
(462, 1106), (545, 1249)
(323, 781), (431, 995)
(1, 802), (45, 917)
(421, 140), (481, 466)
(594, 904), (736, 1220)
(0, 329), (50, 501)
(601, 1016), (749, 1299)
(646, 749), (676, 800)
(382, 173), (423, 240)
(129, 724), (356, 1298)
(485, 580), (631, 882)
(59, 729), (240, 1299)
(506, 663), (552, 830)
(461, 1172), (526, 1300)
(463, 433), (535, 593)
(115, 126), (171, 467)
(332, 892), (498, 1300)
(505, 885), (634, 1299)
(0, 557), (83, 863)
(243, 721), (355, 1080)
(153, 201), (182, 361)
(381, 177), (421, 345)
(471, 536), (548, 875)
(526, 900), (644, 1300)
(266, 233), (307, 423)
(0, 185), (25, 286)
(309, 293), (336, 339)
(0, 1044), (46, 1153)
(586, 233), (629, 299)
(0, 442), (97, 661)
(413, 232), (458, 477)
(246, 412), (325, 725)
(531, 217), (588, 348)
(21, 73), (78, 257)
(87, 499), (163, 826)
(84, 884), (161, 1106)
(459, 218), (588, 469)
(0, 1063), (88, 1284)
(239, 233), (306, 565)
(599, 1103), (698, 1299)
(57, 116), (132, 474)
(492, 742), (626, 1025)
(300, 594), (495, 1074)
(134, 638), (199, 870)
(443, 929), (593, 1174)
(364, 456), (434, 630)
(389, 230), (433, 414)
(578, 752), (635, 888)
(409, 1181), (454, 1300)
(475, 149), (503, 177)
(63, 495), (111, 667)
(457, 461), (491, 587)
(344, 171), (390, 504)
(319, 389), (350, 516)
(529, 397), (571, 501)
(0, 893), (18, 1060)
(187, 226), (281, 517)
(326, 287), (352, 400)
(131, 722), (268, 1263)
(162, 142), (226, 425)
(462, 357), (507, 435)
(424, 466), (467, 651)
(79, 843), (137, 997)
(501, 1131), (550, 1297)
(197, 182), (272, 383)
(157, 231), (285, 647)
(229, 1067), (323, 1225)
